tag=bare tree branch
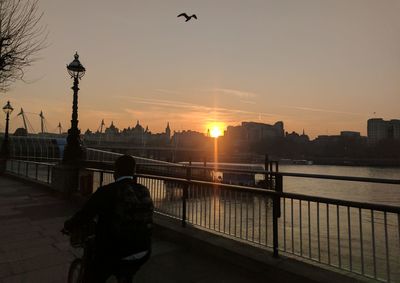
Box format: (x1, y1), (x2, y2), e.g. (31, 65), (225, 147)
(0, 0), (47, 92)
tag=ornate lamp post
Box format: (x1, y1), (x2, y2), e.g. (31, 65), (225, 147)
(63, 52), (86, 163)
(1, 101), (14, 159)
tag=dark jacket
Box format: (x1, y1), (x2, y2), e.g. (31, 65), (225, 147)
(65, 178), (154, 258)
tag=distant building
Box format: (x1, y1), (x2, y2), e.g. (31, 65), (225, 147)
(224, 121), (284, 143)
(84, 121), (171, 146)
(286, 130), (309, 143)
(171, 130), (208, 148)
(367, 118), (400, 144)
(340, 131), (361, 138)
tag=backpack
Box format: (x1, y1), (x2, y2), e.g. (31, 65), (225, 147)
(111, 182), (154, 257)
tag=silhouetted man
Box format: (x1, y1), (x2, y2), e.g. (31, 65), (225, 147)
(64, 155), (154, 282)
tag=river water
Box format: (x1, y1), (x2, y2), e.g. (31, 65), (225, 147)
(276, 165), (400, 206)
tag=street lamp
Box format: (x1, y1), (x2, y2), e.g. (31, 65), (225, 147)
(1, 101), (13, 159)
(63, 52), (86, 163)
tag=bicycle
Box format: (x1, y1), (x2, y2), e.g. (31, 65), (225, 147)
(61, 223), (95, 283)
(62, 225), (149, 283)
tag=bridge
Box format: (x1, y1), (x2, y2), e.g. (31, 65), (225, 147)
(1, 143), (400, 282)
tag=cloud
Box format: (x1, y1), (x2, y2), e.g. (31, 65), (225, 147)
(154, 89), (182, 95)
(210, 88), (258, 99)
(284, 106), (364, 116)
(120, 96), (279, 120)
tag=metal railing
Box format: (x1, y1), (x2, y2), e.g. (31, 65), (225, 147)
(5, 159), (54, 185)
(5, 158), (400, 282)
(89, 166), (400, 282)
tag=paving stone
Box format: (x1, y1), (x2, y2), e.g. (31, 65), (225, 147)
(0, 237), (54, 252)
(9, 252), (73, 274)
(0, 263), (13, 279)
(2, 263), (68, 283)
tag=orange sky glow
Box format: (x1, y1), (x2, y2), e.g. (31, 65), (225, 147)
(1, 0), (399, 139)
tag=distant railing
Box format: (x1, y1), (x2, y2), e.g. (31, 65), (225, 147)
(5, 159), (54, 185)
(5, 158), (400, 282)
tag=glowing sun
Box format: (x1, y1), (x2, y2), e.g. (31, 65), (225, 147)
(207, 122), (225, 138)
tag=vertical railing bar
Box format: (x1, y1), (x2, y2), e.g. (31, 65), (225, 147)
(337, 205), (341, 268)
(188, 184), (195, 224)
(157, 179), (161, 213)
(240, 192), (243, 239)
(266, 196), (269, 246)
(194, 184), (198, 225)
(182, 181), (188, 227)
(283, 198), (286, 251)
(208, 187), (211, 229)
(203, 185), (206, 227)
(308, 200), (311, 258)
(327, 204), (331, 265)
(371, 210), (377, 278)
(384, 212), (390, 282)
(213, 186), (216, 231)
(291, 198), (294, 253)
(252, 195), (255, 242)
(272, 173), (281, 258)
(300, 200), (303, 256)
(200, 185), (203, 227)
(258, 196), (262, 244)
(246, 193), (249, 240)
(317, 202), (321, 262)
(359, 208), (364, 275)
(348, 206), (352, 272)
(229, 189), (232, 235)
(234, 191), (237, 237)
(218, 188), (221, 232)
(223, 189), (227, 234)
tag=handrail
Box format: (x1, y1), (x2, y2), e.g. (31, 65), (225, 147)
(131, 163), (400, 185)
(86, 168), (400, 214)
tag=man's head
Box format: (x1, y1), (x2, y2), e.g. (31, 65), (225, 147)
(114, 155), (136, 180)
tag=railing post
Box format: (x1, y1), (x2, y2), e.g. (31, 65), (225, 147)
(182, 165), (191, 227)
(273, 173), (283, 258)
(264, 154), (269, 189)
(25, 162), (28, 177)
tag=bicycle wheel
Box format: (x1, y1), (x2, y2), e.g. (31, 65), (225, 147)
(68, 258), (84, 283)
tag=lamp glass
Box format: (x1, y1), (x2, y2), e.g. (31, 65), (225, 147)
(67, 52), (86, 79)
(2, 101), (13, 115)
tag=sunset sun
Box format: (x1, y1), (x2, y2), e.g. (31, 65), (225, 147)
(207, 122), (225, 138)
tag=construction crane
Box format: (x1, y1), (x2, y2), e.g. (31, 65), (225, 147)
(17, 108), (28, 132)
(39, 111), (45, 133)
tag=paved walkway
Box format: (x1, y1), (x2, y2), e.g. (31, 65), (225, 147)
(0, 176), (281, 283)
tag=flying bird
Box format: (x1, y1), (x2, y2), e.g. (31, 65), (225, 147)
(177, 13), (197, 22)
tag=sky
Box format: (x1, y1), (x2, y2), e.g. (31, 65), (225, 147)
(1, 0), (400, 138)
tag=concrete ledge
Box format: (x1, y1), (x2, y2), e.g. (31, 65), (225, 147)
(153, 214), (374, 283)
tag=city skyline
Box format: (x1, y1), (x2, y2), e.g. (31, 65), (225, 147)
(1, 0), (400, 138)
